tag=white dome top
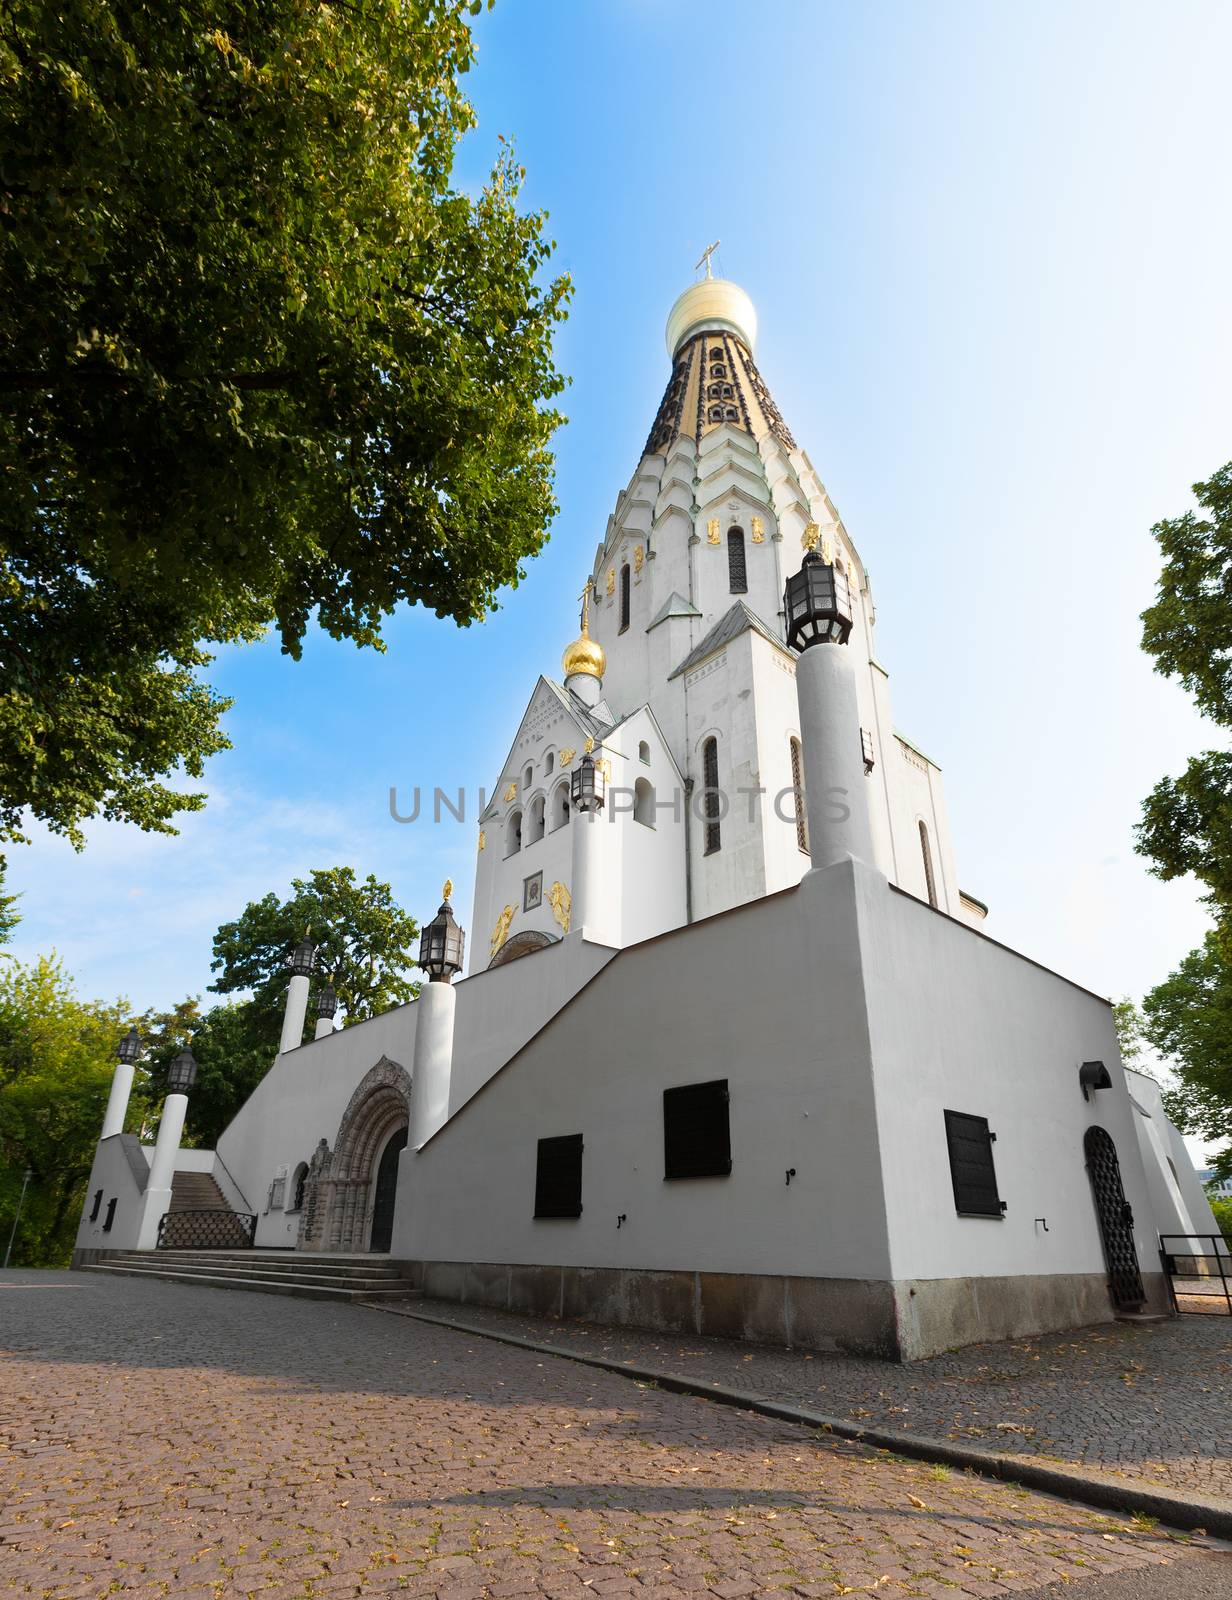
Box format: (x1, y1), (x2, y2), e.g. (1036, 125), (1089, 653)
(665, 277), (757, 359)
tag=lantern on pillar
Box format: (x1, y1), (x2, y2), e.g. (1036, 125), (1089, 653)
(287, 937), (317, 978)
(117, 1026), (141, 1065)
(314, 984), (338, 1022)
(570, 750), (606, 813)
(166, 1047), (198, 1094)
(418, 884), (465, 983)
(784, 551), (853, 651)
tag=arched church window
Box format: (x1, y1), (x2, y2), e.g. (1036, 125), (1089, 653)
(710, 347), (724, 360)
(551, 782), (571, 830)
(619, 563), (631, 633)
(506, 808), (523, 856)
(722, 384), (733, 398)
(702, 736), (721, 855)
(707, 384), (721, 399)
(727, 528), (747, 594)
(711, 364), (726, 379)
(545, 751), (554, 775)
(919, 820), (938, 908)
(291, 1162), (308, 1213)
(527, 793), (546, 845)
(790, 737), (808, 854)
(523, 763), (533, 790)
(724, 406), (738, 420)
(708, 406), (724, 423)
(638, 739), (650, 764)
(634, 776), (656, 827)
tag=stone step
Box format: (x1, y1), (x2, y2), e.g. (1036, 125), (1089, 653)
(103, 1259), (410, 1287)
(82, 1263), (418, 1303)
(119, 1251), (409, 1278)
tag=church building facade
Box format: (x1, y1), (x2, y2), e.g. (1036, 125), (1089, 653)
(75, 273), (1221, 1360)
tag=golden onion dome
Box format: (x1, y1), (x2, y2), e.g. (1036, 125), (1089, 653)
(562, 631), (606, 680)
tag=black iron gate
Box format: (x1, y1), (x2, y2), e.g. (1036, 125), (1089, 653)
(1083, 1125), (1145, 1310)
(1159, 1235), (1232, 1315)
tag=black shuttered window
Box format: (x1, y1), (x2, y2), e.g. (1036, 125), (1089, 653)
(943, 1110), (1005, 1217)
(664, 1079), (731, 1179)
(534, 1133), (584, 1218)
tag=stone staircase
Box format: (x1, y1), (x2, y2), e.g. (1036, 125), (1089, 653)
(82, 1249), (419, 1304)
(168, 1170), (232, 1211)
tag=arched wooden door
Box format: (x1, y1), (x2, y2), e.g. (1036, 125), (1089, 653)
(369, 1127), (407, 1253)
(1083, 1125), (1145, 1310)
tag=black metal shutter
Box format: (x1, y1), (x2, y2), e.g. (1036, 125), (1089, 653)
(664, 1079), (732, 1179)
(943, 1110), (1005, 1217)
(534, 1133), (584, 1218)
(728, 530), (747, 593)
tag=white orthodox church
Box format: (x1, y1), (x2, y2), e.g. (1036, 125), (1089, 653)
(75, 272), (1224, 1359)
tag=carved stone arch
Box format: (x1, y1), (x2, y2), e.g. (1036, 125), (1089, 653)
(488, 929), (557, 969)
(298, 1056), (411, 1253)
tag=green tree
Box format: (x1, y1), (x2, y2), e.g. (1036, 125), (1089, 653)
(1111, 997), (1147, 1072)
(1137, 464), (1232, 907)
(0, 954), (131, 1266)
(0, 0), (569, 849)
(1141, 932), (1232, 1184)
(210, 865), (419, 1035)
(0, 864), (19, 946)
(142, 996), (272, 1150)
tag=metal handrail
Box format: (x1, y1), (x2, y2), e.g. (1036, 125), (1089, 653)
(1158, 1232), (1232, 1315)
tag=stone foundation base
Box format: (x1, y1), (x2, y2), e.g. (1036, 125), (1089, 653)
(403, 1260), (1167, 1361)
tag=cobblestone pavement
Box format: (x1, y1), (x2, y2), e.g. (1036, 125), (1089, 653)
(1, 1275), (1227, 1600)
(397, 1301), (1232, 1503)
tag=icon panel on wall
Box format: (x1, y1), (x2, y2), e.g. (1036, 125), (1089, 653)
(523, 872), (543, 913)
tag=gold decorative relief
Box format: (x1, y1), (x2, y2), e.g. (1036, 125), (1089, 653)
(801, 522), (820, 552)
(751, 516), (764, 544)
(707, 518), (721, 545)
(477, 830), (485, 852)
(548, 881), (571, 934)
(490, 905), (515, 960)
(605, 567), (615, 596)
(503, 781), (517, 803)
(633, 545), (644, 573)
(583, 736), (594, 755)
(558, 746), (576, 768)
(820, 534), (835, 566)
(597, 757), (611, 781)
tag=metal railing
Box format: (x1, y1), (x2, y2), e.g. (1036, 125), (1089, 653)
(1159, 1234), (1232, 1315)
(156, 1209), (258, 1250)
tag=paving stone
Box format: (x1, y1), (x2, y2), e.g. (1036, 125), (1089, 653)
(0, 1271), (1227, 1600)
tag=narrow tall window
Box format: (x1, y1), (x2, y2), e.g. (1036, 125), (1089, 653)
(702, 736), (721, 855)
(552, 782), (571, 830)
(634, 776), (655, 826)
(619, 563), (631, 632)
(919, 820), (938, 907)
(727, 528), (747, 593)
(506, 808), (522, 856)
(944, 1110), (1005, 1218)
(790, 737), (808, 854)
(527, 793), (546, 845)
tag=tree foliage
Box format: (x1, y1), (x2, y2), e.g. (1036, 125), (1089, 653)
(1141, 933), (1232, 1184)
(0, 0), (569, 848)
(142, 996), (272, 1150)
(0, 954), (131, 1266)
(210, 865), (419, 1040)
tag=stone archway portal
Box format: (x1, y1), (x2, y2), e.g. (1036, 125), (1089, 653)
(299, 1056), (411, 1254)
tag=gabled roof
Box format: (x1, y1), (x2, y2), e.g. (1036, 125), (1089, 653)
(646, 591), (702, 633)
(481, 676), (616, 821)
(668, 601), (788, 680)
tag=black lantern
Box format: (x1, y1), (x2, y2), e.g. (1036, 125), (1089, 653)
(418, 896), (465, 983)
(166, 1047), (198, 1094)
(117, 1026), (141, 1065)
(286, 937), (316, 978)
(314, 984), (338, 1021)
(783, 551), (853, 652)
(570, 750), (606, 813)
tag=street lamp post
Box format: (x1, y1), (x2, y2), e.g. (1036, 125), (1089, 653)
(3, 1168), (33, 1270)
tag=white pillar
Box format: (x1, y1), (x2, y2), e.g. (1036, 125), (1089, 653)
(279, 973), (310, 1054)
(136, 1092), (188, 1250)
(100, 1060), (135, 1141)
(570, 804), (602, 939)
(408, 980), (456, 1148)
(795, 642), (874, 871)
(314, 1014), (334, 1041)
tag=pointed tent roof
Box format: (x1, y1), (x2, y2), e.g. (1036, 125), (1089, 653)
(668, 601), (789, 680)
(646, 591), (702, 633)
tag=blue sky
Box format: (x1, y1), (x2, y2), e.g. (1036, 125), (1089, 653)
(11, 2), (1232, 1152)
